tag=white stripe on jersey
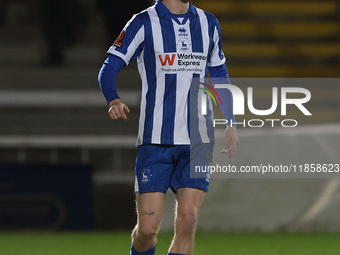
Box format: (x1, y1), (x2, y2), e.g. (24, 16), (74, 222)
(137, 51), (147, 145)
(173, 71), (190, 144)
(198, 82), (211, 143)
(172, 19), (191, 144)
(196, 8), (210, 73)
(196, 9), (212, 144)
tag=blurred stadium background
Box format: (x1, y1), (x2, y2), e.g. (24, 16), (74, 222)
(0, 0), (339, 254)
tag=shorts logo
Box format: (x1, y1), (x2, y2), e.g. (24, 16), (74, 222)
(141, 169), (152, 184)
(113, 31), (125, 48)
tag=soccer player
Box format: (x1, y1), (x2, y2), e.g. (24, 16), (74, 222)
(98, 0), (239, 254)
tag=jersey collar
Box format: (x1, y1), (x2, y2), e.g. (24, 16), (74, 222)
(155, 0), (198, 18)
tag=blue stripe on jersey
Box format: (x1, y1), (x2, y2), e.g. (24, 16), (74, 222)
(161, 74), (176, 144)
(159, 17), (176, 52)
(130, 43), (144, 63)
(187, 91), (191, 141)
(189, 73), (203, 144)
(190, 17), (203, 53)
(159, 14), (176, 143)
(142, 13), (157, 144)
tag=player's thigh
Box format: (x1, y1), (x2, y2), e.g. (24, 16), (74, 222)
(136, 192), (165, 229)
(175, 188), (206, 217)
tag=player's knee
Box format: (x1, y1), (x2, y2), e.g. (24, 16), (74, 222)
(176, 210), (198, 236)
(137, 224), (159, 241)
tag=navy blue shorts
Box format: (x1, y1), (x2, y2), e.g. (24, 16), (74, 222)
(134, 143), (213, 194)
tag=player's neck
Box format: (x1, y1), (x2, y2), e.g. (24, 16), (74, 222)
(162, 0), (190, 15)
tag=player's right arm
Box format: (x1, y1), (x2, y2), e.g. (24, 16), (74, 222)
(98, 54), (130, 120)
(98, 12), (145, 121)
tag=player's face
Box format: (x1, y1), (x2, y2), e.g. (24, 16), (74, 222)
(180, 0), (190, 3)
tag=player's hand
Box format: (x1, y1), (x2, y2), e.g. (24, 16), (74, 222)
(108, 98), (130, 120)
(221, 126), (239, 159)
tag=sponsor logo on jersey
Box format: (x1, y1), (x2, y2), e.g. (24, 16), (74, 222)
(158, 53), (208, 69)
(159, 54), (176, 66)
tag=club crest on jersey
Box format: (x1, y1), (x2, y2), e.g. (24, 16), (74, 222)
(178, 27), (188, 37)
(113, 31), (125, 48)
(177, 38), (190, 52)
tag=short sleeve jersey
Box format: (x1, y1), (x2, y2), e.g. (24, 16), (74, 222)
(107, 0), (226, 145)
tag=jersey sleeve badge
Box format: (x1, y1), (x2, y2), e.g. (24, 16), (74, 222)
(113, 31), (125, 48)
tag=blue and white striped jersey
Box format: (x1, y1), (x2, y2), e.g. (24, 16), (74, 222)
(107, 0), (226, 145)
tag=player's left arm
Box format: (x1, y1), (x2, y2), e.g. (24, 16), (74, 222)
(207, 16), (239, 158)
(222, 123), (239, 159)
(208, 64), (239, 159)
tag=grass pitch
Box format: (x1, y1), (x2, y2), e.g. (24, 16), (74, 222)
(0, 231), (339, 255)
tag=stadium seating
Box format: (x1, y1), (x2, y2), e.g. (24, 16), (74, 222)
(196, 0), (340, 77)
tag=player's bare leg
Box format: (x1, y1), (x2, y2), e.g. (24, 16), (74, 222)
(132, 192), (165, 252)
(168, 188), (206, 255)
